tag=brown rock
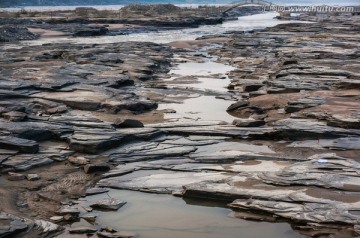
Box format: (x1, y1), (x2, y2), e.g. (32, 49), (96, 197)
(68, 156), (89, 165)
(226, 100), (249, 111)
(26, 174), (40, 181)
(7, 172), (26, 181)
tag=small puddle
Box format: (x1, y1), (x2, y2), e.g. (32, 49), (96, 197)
(189, 77), (230, 92)
(170, 61), (235, 77)
(82, 190), (308, 238)
(159, 95), (236, 122)
(159, 56), (237, 123)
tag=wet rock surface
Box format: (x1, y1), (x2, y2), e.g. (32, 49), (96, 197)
(90, 198), (126, 211)
(97, 231), (136, 238)
(0, 10), (359, 238)
(0, 212), (29, 237)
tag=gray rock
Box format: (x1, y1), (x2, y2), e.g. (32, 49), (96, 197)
(90, 198), (126, 211)
(232, 118), (265, 127)
(56, 206), (80, 216)
(69, 127), (161, 153)
(0, 120), (74, 142)
(272, 119), (360, 139)
(98, 171), (229, 194)
(0, 26), (38, 42)
(258, 153), (360, 191)
(0, 136), (38, 153)
(2, 154), (53, 171)
(327, 114), (360, 129)
(73, 27), (108, 37)
(0, 212), (28, 237)
(288, 137), (360, 150)
(69, 226), (97, 234)
(97, 231), (136, 238)
(35, 220), (61, 233)
(80, 214), (97, 223)
(85, 187), (110, 196)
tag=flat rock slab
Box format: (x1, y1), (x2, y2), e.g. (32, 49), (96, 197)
(85, 187), (110, 196)
(272, 118), (360, 139)
(0, 136), (38, 153)
(0, 212), (29, 238)
(258, 153), (360, 192)
(56, 206), (80, 216)
(80, 214), (97, 223)
(288, 137), (360, 150)
(97, 231), (136, 238)
(0, 120), (74, 141)
(98, 171), (229, 194)
(35, 220), (61, 233)
(232, 118), (265, 127)
(229, 199), (360, 225)
(70, 127), (161, 153)
(285, 96), (325, 113)
(2, 154), (54, 171)
(69, 226), (97, 234)
(90, 198), (126, 211)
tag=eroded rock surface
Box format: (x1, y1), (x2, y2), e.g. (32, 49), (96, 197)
(0, 10), (359, 238)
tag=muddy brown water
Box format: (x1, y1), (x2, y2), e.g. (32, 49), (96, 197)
(80, 190), (309, 238)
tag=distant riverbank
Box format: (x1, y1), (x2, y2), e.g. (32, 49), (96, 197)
(1, 0), (360, 11)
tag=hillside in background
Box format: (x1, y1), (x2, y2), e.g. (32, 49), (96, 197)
(1, 0), (231, 8)
(1, 0), (358, 8)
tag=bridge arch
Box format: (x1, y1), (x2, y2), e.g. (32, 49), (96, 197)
(223, 0), (276, 15)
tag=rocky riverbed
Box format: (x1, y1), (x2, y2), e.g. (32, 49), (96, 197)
(0, 8), (359, 238)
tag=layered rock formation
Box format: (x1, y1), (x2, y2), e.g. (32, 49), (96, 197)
(0, 11), (359, 238)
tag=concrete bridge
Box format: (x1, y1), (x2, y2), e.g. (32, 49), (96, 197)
(223, 0), (276, 15)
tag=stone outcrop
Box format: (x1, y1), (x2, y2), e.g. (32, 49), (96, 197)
(0, 26), (38, 42)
